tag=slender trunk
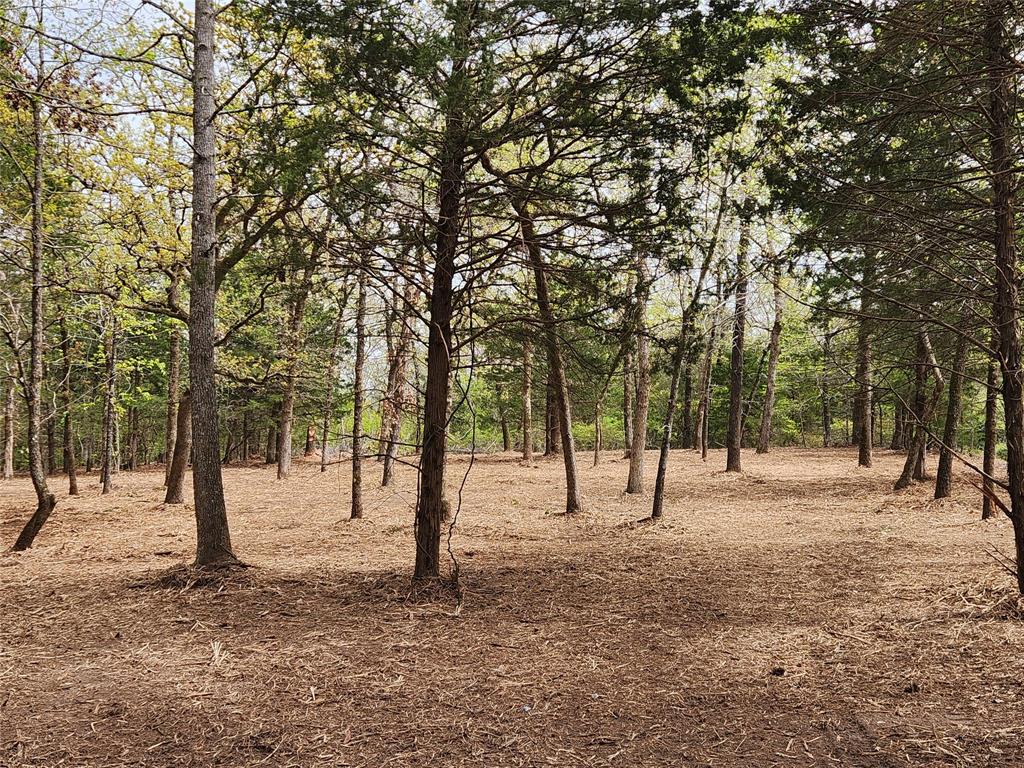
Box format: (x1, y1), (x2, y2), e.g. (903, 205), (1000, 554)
(381, 277), (416, 485)
(680, 353), (694, 449)
(986, 0), (1024, 591)
(521, 337), (533, 461)
(164, 390), (192, 504)
(626, 252), (652, 493)
(189, 0), (235, 566)
(935, 336), (969, 498)
(821, 330), (833, 448)
(265, 422), (276, 464)
(890, 402), (904, 451)
(277, 250), (319, 480)
(351, 268), (367, 520)
(496, 383), (510, 451)
(545, 375), (561, 455)
(165, 315), (180, 483)
(3, 374), (15, 480)
(726, 215), (751, 473)
(321, 299), (345, 473)
(517, 201), (583, 514)
(241, 411), (250, 462)
(59, 318), (78, 495)
(652, 328), (688, 519)
(100, 311), (117, 494)
(303, 424), (316, 456)
(45, 397), (55, 476)
(983, 357), (1000, 519)
(895, 330), (945, 490)
(13, 75), (56, 550)
(414, 15), (470, 577)
(622, 342), (634, 458)
(757, 263), (784, 454)
(127, 369), (140, 471)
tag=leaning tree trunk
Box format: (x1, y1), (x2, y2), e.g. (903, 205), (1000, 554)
(189, 0), (235, 566)
(652, 327), (689, 519)
(351, 267), (367, 520)
(12, 81), (56, 551)
(725, 215), (751, 473)
(521, 336), (533, 461)
(756, 261), (784, 454)
(983, 357), (1000, 519)
(935, 336), (969, 499)
(986, 0), (1024, 591)
(164, 390), (192, 504)
(58, 317), (78, 495)
(517, 200), (583, 515)
(625, 252), (652, 494)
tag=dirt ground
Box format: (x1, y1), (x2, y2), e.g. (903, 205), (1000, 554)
(2, 448), (1024, 767)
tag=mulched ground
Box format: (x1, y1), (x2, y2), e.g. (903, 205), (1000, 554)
(2, 448), (1023, 767)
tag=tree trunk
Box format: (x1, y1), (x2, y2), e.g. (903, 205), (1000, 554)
(303, 424), (316, 456)
(725, 215), (751, 473)
(517, 201), (583, 515)
(985, 0), (1024, 591)
(496, 383), (510, 451)
(100, 311), (117, 495)
(756, 262), (784, 454)
(821, 329), (833, 448)
(189, 0), (236, 566)
(652, 328), (688, 519)
(165, 313), (181, 484)
(895, 330), (945, 490)
(59, 318), (78, 495)
(381, 277), (416, 486)
(164, 391), (192, 504)
(890, 402), (904, 451)
(265, 422), (277, 464)
(680, 353), (695, 449)
(321, 298), (345, 473)
(277, 250), (320, 480)
(544, 375), (561, 455)
(3, 373), (15, 480)
(622, 343), (634, 458)
(351, 268), (367, 520)
(12, 78), (56, 550)
(625, 252), (652, 494)
(935, 336), (969, 498)
(983, 357), (1000, 519)
(521, 337), (533, 461)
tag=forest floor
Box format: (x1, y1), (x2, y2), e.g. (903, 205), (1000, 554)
(2, 448), (1024, 767)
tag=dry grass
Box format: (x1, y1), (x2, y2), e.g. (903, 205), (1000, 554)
(2, 448), (1024, 767)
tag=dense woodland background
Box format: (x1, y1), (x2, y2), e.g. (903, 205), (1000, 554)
(1, 0), (1022, 585)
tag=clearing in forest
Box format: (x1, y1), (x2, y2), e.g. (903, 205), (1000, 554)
(2, 448), (1023, 767)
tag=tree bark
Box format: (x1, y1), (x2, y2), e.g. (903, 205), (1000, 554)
(983, 357), (1000, 519)
(351, 268), (367, 520)
(189, 0), (236, 566)
(164, 281), (182, 482)
(756, 261), (784, 454)
(381, 277), (416, 486)
(414, 9), (472, 578)
(521, 336), (533, 461)
(59, 318), (78, 495)
(12, 73), (56, 550)
(725, 214), (751, 473)
(935, 336), (969, 498)
(276, 249), (319, 480)
(625, 252), (652, 494)
(985, 0), (1024, 591)
(321, 298), (345, 473)
(164, 390), (192, 504)
(3, 373), (14, 480)
(517, 201), (583, 514)
(100, 310), (117, 495)
(895, 330), (945, 490)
